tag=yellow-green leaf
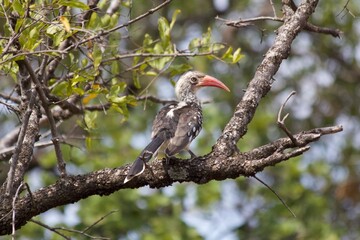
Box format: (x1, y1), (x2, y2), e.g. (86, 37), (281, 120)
(169, 9), (181, 30)
(158, 17), (170, 43)
(59, 16), (71, 32)
(92, 44), (102, 69)
(58, 0), (89, 10)
(232, 48), (243, 63)
(12, 0), (24, 16)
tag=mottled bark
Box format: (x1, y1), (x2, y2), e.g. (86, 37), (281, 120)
(0, 0), (344, 235)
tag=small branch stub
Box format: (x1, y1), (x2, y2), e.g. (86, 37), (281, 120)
(277, 91), (298, 146)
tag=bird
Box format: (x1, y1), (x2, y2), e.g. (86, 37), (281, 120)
(124, 71), (230, 183)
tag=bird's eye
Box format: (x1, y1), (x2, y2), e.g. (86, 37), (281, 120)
(190, 77), (198, 84)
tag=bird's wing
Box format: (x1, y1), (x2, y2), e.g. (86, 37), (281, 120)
(124, 102), (202, 183)
(166, 103), (202, 156)
(151, 103), (180, 139)
(124, 103), (179, 184)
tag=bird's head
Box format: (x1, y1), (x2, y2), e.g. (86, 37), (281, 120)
(175, 71), (230, 102)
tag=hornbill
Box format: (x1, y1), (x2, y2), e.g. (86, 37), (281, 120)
(124, 71), (230, 183)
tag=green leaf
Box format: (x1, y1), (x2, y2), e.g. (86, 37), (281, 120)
(51, 81), (69, 97)
(232, 47), (243, 63)
(72, 87), (85, 95)
(145, 71), (157, 76)
(29, 27), (39, 39)
(14, 18), (24, 33)
(168, 64), (192, 77)
(110, 14), (120, 28)
(169, 9), (181, 30)
(220, 47), (244, 64)
(188, 37), (201, 50)
(211, 43), (225, 52)
(158, 17), (170, 44)
(221, 46), (233, 60)
(71, 74), (86, 86)
(81, 58), (88, 67)
(143, 34), (153, 47)
(111, 61), (120, 75)
(108, 95), (126, 104)
(92, 43), (102, 69)
(88, 12), (100, 29)
(101, 14), (111, 27)
(85, 136), (92, 149)
(109, 83), (127, 96)
(132, 73), (141, 89)
(84, 111), (98, 130)
(46, 24), (62, 36)
(12, 0), (24, 16)
(58, 0), (89, 10)
(188, 28), (212, 52)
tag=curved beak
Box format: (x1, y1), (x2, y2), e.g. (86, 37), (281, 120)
(197, 75), (230, 92)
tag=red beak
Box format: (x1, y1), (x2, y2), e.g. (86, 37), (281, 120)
(197, 75), (230, 92)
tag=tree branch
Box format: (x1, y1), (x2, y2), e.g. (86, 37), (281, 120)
(216, 2), (342, 38)
(0, 125), (342, 234)
(64, 0), (173, 52)
(23, 59), (67, 177)
(214, 0), (321, 157)
(4, 89), (37, 196)
(0, 0), (345, 235)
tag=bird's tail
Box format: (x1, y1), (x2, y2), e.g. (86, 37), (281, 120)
(124, 132), (167, 183)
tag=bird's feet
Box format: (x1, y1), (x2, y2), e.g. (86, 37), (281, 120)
(187, 149), (197, 160)
(164, 155), (177, 165)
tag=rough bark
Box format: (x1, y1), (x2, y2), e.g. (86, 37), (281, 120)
(0, 0), (343, 235)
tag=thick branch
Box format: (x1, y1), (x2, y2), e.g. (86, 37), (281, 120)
(214, 0), (320, 157)
(0, 125), (342, 234)
(0, 0), (344, 235)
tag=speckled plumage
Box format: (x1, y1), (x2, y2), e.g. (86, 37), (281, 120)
(124, 71), (229, 183)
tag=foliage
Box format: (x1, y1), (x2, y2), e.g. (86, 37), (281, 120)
(0, 0), (359, 239)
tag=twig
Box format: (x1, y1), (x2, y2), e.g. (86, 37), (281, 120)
(40, 121), (63, 140)
(104, 51), (218, 62)
(64, 0), (173, 52)
(336, 0), (356, 18)
(12, 182), (25, 239)
(52, 226), (110, 239)
(83, 210), (119, 233)
(269, 0), (277, 17)
(0, 50), (66, 65)
(136, 95), (177, 105)
(0, 93), (21, 104)
(304, 23), (342, 38)
(277, 91), (298, 146)
(253, 175), (296, 217)
(0, 100), (19, 114)
(0, 138), (78, 160)
(30, 219), (70, 240)
(23, 58), (67, 177)
(216, 15), (283, 28)
(216, 15), (341, 38)
(24, 182), (34, 204)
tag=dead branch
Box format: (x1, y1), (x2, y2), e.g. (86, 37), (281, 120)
(216, 8), (342, 38)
